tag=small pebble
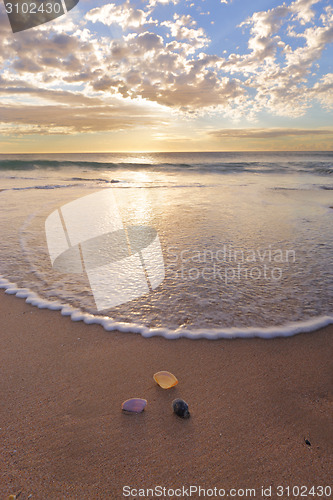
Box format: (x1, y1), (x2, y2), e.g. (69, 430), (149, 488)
(305, 438), (311, 446)
(172, 398), (190, 418)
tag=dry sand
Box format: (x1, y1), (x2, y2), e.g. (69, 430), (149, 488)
(0, 290), (332, 499)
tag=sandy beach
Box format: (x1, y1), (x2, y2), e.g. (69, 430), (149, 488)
(0, 290), (332, 499)
(1, 0), (333, 494)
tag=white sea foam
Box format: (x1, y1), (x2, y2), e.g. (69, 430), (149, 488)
(1, 276), (332, 339)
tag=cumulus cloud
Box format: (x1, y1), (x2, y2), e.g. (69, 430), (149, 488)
(291, 0), (321, 24)
(310, 73), (333, 108)
(0, 0), (332, 138)
(221, 0), (333, 116)
(86, 1), (155, 29)
(148, 0), (179, 7)
(161, 14), (209, 47)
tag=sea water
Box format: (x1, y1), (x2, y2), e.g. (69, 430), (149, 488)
(0, 151), (332, 338)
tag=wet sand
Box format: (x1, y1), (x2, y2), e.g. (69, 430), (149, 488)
(0, 290), (332, 499)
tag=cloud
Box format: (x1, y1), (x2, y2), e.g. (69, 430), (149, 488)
(148, 0), (179, 7)
(0, 77), (103, 106)
(209, 128), (333, 139)
(291, 0), (321, 24)
(161, 13), (209, 47)
(86, 1), (155, 29)
(310, 73), (333, 108)
(221, 0), (333, 116)
(0, 101), (168, 135)
(83, 29), (243, 110)
(0, 0), (332, 138)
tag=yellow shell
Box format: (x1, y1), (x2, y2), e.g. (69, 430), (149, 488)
(153, 371), (178, 389)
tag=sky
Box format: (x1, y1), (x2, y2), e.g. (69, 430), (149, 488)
(0, 0), (332, 152)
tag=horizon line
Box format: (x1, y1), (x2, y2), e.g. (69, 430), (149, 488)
(1, 150), (333, 155)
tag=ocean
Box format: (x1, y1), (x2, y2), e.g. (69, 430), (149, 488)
(0, 151), (332, 339)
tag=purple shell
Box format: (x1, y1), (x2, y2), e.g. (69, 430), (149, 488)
(121, 398), (147, 413)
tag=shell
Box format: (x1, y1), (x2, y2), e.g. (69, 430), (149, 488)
(121, 398), (147, 413)
(153, 371), (178, 389)
(172, 398), (190, 418)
